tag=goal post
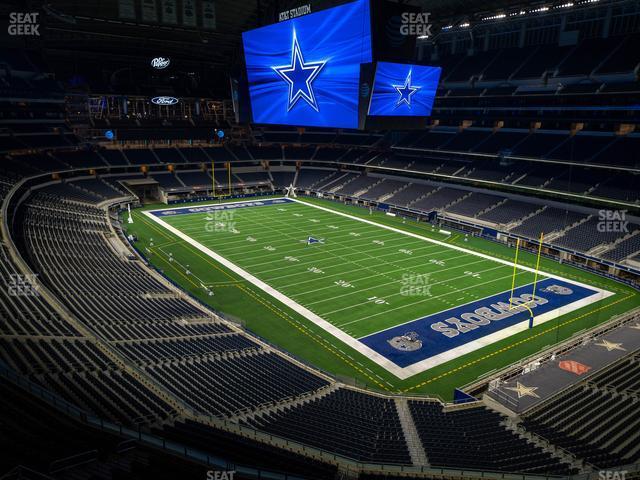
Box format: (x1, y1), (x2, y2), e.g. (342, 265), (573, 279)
(509, 233), (545, 327)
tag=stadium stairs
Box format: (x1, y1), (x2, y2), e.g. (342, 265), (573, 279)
(394, 398), (429, 467)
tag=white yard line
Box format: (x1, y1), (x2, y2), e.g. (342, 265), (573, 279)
(280, 247), (467, 291)
(247, 241), (444, 272)
(252, 242), (448, 276)
(144, 198), (615, 380)
(337, 268), (521, 325)
(321, 263), (510, 318)
(288, 198), (607, 292)
(143, 207), (410, 378)
(218, 230), (408, 264)
(261, 243), (444, 283)
(298, 256), (492, 306)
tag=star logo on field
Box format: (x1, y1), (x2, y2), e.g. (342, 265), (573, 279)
(393, 70), (421, 109)
(272, 30), (326, 112)
(595, 340), (626, 352)
(505, 382), (540, 399)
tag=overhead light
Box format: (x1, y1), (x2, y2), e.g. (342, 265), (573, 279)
(482, 13), (506, 21)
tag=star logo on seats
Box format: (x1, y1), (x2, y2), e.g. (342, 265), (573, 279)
(393, 70), (421, 108)
(272, 30), (326, 112)
(595, 340), (626, 352)
(505, 382), (540, 399)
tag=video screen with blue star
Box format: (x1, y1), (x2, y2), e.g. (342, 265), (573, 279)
(242, 0), (372, 128)
(368, 62), (441, 117)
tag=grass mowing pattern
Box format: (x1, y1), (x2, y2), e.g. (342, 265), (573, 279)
(162, 200), (541, 339)
(127, 196), (639, 399)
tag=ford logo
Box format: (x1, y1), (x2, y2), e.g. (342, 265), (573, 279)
(151, 57), (170, 69)
(151, 96), (178, 105)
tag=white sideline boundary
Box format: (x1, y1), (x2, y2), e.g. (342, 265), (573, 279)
(144, 198), (614, 380)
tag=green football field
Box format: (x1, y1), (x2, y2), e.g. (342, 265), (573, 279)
(126, 196), (639, 399)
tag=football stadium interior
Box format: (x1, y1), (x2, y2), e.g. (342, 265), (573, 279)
(1, 0), (640, 478)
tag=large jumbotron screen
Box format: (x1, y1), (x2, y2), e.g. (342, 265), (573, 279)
(242, 0), (372, 128)
(368, 62), (441, 117)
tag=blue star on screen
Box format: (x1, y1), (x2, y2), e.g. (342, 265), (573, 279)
(368, 62), (441, 117)
(393, 70), (421, 108)
(242, 0), (372, 128)
(272, 31), (326, 112)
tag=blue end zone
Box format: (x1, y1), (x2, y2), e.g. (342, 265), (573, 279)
(360, 278), (599, 368)
(151, 198), (294, 217)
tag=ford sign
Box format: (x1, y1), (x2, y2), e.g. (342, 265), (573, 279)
(151, 96), (179, 105)
(151, 57), (170, 69)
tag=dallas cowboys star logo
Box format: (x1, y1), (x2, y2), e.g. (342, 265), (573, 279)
(393, 69), (421, 109)
(505, 382), (540, 399)
(595, 340), (626, 352)
(272, 30), (326, 112)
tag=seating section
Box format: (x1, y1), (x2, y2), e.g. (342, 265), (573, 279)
(69, 178), (128, 200)
(153, 148), (184, 164)
(409, 402), (574, 475)
(385, 183), (436, 207)
(15, 188), (331, 422)
(295, 169), (335, 189)
(0, 237), (174, 428)
(122, 149), (157, 165)
(114, 335), (260, 364)
(522, 355), (640, 468)
(0, 245), (79, 338)
(360, 179), (409, 201)
(144, 351), (329, 417)
(446, 192), (504, 218)
(510, 208), (588, 239)
(159, 420), (339, 479)
(246, 389), (411, 464)
(411, 187), (467, 211)
(554, 218), (639, 253)
(602, 233), (640, 262)
(270, 171), (296, 188)
(335, 175), (381, 196)
(235, 170), (270, 183)
(477, 200), (542, 225)
(177, 170), (212, 187)
(150, 172), (183, 189)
